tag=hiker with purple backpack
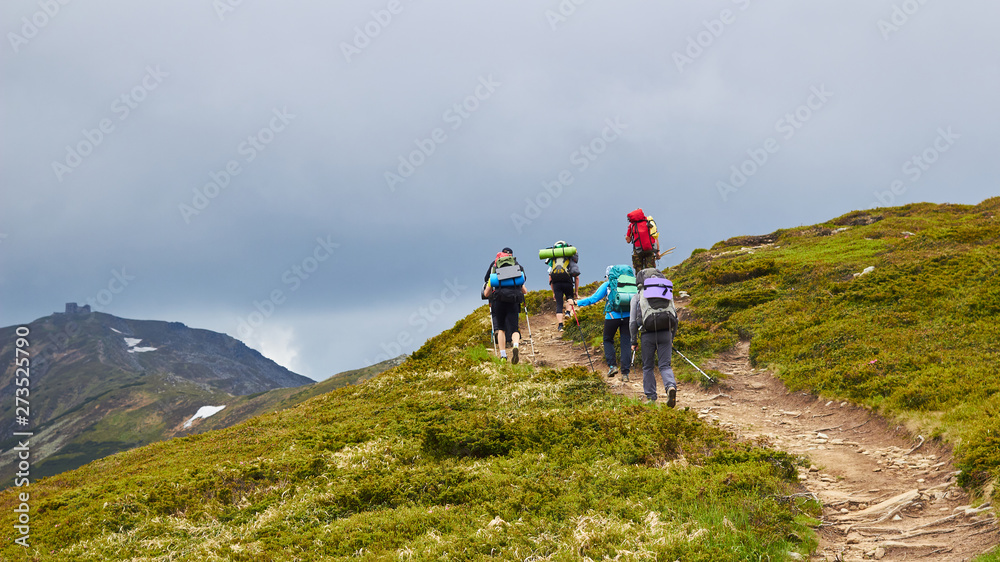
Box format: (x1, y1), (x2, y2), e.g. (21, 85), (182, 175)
(630, 268), (679, 407)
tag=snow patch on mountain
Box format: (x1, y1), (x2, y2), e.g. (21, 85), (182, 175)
(183, 405), (227, 428)
(124, 337), (157, 353)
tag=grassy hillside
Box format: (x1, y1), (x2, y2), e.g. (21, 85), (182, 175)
(8, 199), (995, 559)
(191, 356), (406, 433)
(1, 306), (816, 560)
(0, 311), (313, 486)
(1, 356), (403, 486)
(660, 198), (1000, 490)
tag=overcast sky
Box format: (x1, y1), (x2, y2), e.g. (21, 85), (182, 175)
(2, 0), (996, 380)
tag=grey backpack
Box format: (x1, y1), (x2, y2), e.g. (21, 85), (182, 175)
(638, 269), (677, 333)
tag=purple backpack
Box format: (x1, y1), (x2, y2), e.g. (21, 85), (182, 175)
(642, 277), (673, 304)
(639, 275), (676, 332)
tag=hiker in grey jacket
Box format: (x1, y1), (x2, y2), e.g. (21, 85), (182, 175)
(629, 268), (677, 407)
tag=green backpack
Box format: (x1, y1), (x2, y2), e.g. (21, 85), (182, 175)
(496, 254), (516, 269)
(605, 265), (636, 313)
(614, 274), (638, 309)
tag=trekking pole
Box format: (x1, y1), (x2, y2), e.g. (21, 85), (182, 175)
(523, 305), (536, 359)
(673, 348), (714, 383)
(488, 300), (498, 357)
(569, 308), (596, 373)
(655, 247), (676, 260)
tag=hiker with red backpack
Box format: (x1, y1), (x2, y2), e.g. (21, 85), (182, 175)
(626, 208), (660, 272)
(539, 241), (580, 332)
(569, 265), (637, 381)
(629, 268), (679, 407)
(482, 247), (528, 364)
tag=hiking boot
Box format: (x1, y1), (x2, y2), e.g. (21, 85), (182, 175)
(643, 396), (657, 406)
(607, 366), (619, 377)
(557, 323), (563, 332)
(511, 344), (519, 365)
(666, 386), (677, 408)
(621, 373), (630, 382)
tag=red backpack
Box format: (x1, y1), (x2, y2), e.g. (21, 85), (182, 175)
(627, 208), (654, 251)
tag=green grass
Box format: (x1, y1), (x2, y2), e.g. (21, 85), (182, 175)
(973, 548), (1000, 561)
(1, 305), (816, 560)
(11, 199), (996, 559)
(663, 198), (1000, 491)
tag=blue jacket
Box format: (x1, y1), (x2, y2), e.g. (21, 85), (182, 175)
(576, 282), (629, 320)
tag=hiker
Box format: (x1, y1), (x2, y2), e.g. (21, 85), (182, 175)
(625, 208), (660, 272)
(539, 241), (580, 332)
(482, 247), (528, 364)
(629, 268), (678, 407)
(569, 265), (636, 380)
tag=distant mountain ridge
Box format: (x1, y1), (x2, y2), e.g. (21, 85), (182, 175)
(0, 306), (321, 484)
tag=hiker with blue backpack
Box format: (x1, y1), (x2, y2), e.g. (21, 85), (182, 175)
(482, 248), (528, 364)
(569, 265), (637, 380)
(538, 241), (580, 332)
(630, 268), (679, 407)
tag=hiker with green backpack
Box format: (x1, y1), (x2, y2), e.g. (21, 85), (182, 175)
(629, 268), (679, 407)
(539, 241), (580, 332)
(570, 265), (637, 380)
(482, 248), (528, 364)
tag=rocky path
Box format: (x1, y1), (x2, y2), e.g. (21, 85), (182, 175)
(520, 304), (998, 561)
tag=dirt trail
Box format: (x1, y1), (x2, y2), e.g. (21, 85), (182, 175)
(519, 300), (998, 561)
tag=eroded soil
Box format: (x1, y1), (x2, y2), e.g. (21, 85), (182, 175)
(517, 300), (998, 561)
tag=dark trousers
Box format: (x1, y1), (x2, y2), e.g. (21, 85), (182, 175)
(551, 281), (575, 314)
(491, 300), (520, 344)
(641, 330), (675, 400)
(603, 317), (632, 374)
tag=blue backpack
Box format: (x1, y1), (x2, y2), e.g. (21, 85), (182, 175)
(605, 265), (636, 314)
(490, 265), (525, 288)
